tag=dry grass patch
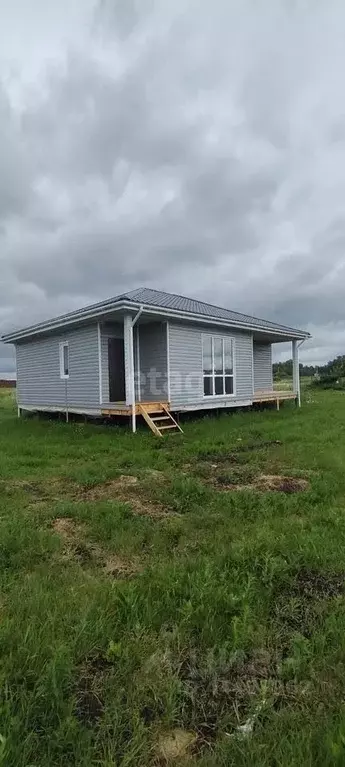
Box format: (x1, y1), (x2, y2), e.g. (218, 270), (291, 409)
(125, 496), (171, 519)
(52, 517), (141, 577)
(210, 473), (309, 494)
(18, 472), (171, 518)
(1, 476), (78, 503)
(254, 474), (309, 493)
(156, 729), (197, 763)
(103, 553), (141, 577)
(52, 516), (83, 539)
(52, 517), (97, 565)
(75, 475), (169, 518)
(145, 469), (166, 481)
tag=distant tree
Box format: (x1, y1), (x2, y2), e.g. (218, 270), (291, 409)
(273, 359), (315, 380)
(320, 355), (345, 377)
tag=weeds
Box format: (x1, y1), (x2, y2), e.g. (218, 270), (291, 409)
(0, 389), (345, 764)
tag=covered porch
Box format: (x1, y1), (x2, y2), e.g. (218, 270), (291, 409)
(252, 332), (302, 408)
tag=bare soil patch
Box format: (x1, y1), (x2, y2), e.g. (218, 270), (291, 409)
(196, 440), (282, 464)
(273, 568), (345, 641)
(176, 647), (308, 743)
(75, 655), (113, 727)
(293, 568), (345, 599)
(278, 567), (345, 603)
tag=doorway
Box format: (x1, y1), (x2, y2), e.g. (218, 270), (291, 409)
(108, 337), (125, 401)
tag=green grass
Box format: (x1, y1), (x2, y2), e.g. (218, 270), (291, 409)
(2, 388), (345, 764)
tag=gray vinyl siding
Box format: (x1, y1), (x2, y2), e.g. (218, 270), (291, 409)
(16, 323), (99, 408)
(253, 343), (273, 392)
(168, 322), (253, 409)
(138, 322), (168, 401)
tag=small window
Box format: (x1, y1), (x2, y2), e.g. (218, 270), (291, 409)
(202, 335), (235, 396)
(59, 342), (69, 379)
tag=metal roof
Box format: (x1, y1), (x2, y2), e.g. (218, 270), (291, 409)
(2, 286), (310, 342)
(120, 288), (309, 335)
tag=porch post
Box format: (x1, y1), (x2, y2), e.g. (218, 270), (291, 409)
(292, 340), (301, 407)
(124, 314), (136, 432)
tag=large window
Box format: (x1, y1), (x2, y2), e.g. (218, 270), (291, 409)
(202, 335), (234, 396)
(59, 342), (69, 379)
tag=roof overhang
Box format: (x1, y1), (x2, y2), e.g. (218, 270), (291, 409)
(1, 300), (311, 344)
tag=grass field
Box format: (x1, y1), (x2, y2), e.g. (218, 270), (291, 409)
(1, 387), (345, 765)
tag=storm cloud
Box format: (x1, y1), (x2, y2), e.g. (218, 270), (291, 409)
(1, 0), (345, 372)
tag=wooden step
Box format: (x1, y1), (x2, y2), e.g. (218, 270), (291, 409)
(151, 416), (170, 421)
(138, 402), (183, 436)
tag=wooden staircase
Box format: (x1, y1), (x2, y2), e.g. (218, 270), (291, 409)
(138, 403), (183, 437)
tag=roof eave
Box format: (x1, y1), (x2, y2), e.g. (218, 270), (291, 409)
(1, 299), (310, 343)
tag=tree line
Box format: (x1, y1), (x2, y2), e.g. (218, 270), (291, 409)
(273, 355), (345, 380)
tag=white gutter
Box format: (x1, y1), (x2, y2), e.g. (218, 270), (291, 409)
(2, 300), (310, 344)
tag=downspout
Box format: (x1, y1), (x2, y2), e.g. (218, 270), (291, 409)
(130, 306), (144, 433)
(295, 338), (306, 407)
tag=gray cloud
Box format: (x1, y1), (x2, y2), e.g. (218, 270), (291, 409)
(1, 0), (345, 372)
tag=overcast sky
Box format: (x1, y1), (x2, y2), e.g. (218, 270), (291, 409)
(1, 0), (345, 374)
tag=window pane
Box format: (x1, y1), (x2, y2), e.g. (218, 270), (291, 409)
(215, 376), (224, 395)
(202, 336), (212, 375)
(224, 339), (233, 375)
(214, 337), (223, 375)
(225, 376), (233, 394)
(63, 345), (69, 376)
(203, 376), (213, 396)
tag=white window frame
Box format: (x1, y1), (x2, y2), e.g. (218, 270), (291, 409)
(202, 334), (236, 397)
(59, 341), (69, 379)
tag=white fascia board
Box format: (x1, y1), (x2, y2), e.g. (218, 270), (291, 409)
(2, 300), (310, 343)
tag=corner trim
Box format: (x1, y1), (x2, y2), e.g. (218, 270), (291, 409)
(166, 321), (171, 402)
(251, 334), (255, 394)
(97, 322), (102, 404)
(136, 324), (141, 402)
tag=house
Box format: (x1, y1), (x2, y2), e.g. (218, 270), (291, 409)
(2, 287), (310, 435)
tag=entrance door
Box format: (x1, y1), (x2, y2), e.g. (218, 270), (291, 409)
(108, 338), (125, 401)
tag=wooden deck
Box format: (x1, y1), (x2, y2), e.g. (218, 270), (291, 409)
(101, 401), (170, 416)
(101, 392), (297, 418)
(253, 390), (297, 409)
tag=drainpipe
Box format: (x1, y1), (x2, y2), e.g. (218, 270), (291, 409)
(297, 338), (307, 408)
(293, 338), (306, 407)
(130, 306), (144, 433)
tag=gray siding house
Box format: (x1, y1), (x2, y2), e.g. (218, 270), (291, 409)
(2, 288), (310, 434)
